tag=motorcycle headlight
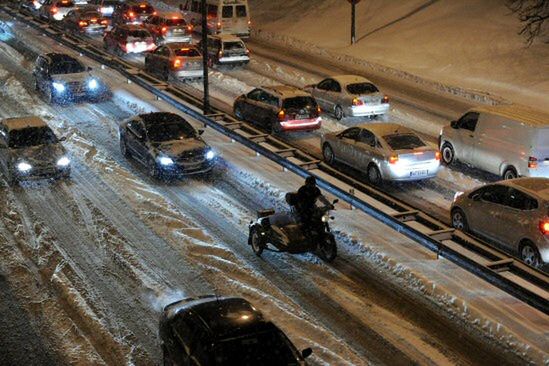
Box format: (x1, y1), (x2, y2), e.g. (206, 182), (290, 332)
(57, 156), (70, 167)
(88, 78), (98, 90)
(159, 156), (174, 166)
(321, 214), (329, 223)
(17, 161), (32, 172)
(52, 82), (65, 93)
(205, 150), (215, 160)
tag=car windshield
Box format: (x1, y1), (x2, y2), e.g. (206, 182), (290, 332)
(346, 82), (379, 95)
(165, 18), (186, 26)
(224, 41), (245, 51)
(174, 48), (200, 57)
(383, 133), (425, 150)
(282, 97), (317, 110)
(147, 122), (196, 142)
(9, 127), (58, 148)
(213, 330), (298, 365)
(128, 29), (150, 38)
(50, 60), (86, 74)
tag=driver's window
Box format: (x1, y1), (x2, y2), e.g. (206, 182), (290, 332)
(317, 79), (332, 91)
(247, 89), (262, 101)
(458, 112), (479, 132)
(331, 80), (341, 93)
(357, 129), (375, 146)
(128, 121), (145, 139)
(340, 127), (360, 140)
(480, 185), (508, 205)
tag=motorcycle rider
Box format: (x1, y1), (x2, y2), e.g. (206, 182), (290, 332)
(295, 176), (322, 232)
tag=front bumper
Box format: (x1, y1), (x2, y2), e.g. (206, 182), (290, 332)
(347, 103), (390, 117)
(159, 159), (215, 176)
(279, 117), (322, 132)
(14, 166), (70, 181)
(380, 160), (440, 181)
(52, 84), (109, 102)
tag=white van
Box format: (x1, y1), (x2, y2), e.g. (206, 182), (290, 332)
(440, 105), (549, 179)
(179, 0), (250, 38)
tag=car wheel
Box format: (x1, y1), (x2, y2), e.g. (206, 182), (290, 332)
(271, 121), (282, 134)
(322, 143), (335, 165)
(451, 208), (469, 232)
(520, 241), (541, 267)
(120, 137), (131, 158)
(250, 226), (264, 257)
(367, 164), (382, 185)
(503, 166), (517, 180)
(441, 142), (455, 165)
(147, 157), (160, 179)
(334, 105), (344, 121)
(234, 105), (244, 120)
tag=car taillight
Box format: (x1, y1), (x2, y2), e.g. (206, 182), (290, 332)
(217, 22), (221, 28)
(101, 19), (108, 25)
(218, 50), (223, 58)
(161, 26), (168, 33)
(187, 25), (193, 32)
(51, 6), (58, 13)
(278, 109), (286, 121)
(248, 20), (251, 26)
(245, 48), (250, 55)
(317, 106), (321, 114)
(79, 20), (88, 27)
(152, 11), (157, 15)
(540, 220), (549, 235)
(173, 58), (182, 68)
(90, 18), (97, 23)
(382, 95), (390, 103)
(128, 11), (135, 18)
(389, 155), (399, 164)
(352, 97), (363, 106)
(435, 151), (441, 160)
(528, 156), (538, 169)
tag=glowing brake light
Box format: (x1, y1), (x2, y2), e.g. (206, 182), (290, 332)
(352, 97), (363, 106)
(540, 220), (549, 235)
(435, 151), (441, 160)
(187, 25), (193, 32)
(128, 11), (135, 18)
(139, 4), (147, 8)
(161, 26), (167, 33)
(173, 58), (182, 68)
(218, 50), (223, 58)
(100, 19), (108, 25)
(278, 109), (286, 121)
(389, 155), (399, 164)
(61, 0), (68, 3)
(528, 156), (538, 169)
(51, 6), (58, 14)
(79, 20), (88, 27)
(217, 22), (221, 28)
(90, 18), (97, 23)
(382, 95), (390, 103)
(317, 106), (321, 114)
(152, 11), (157, 15)
(248, 20), (251, 26)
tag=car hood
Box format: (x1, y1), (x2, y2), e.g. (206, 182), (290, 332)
(51, 72), (95, 84)
(154, 138), (208, 157)
(10, 143), (66, 164)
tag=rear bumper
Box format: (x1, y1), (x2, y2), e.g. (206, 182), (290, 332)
(381, 161), (440, 181)
(159, 160), (215, 176)
(172, 69), (203, 79)
(159, 35), (193, 44)
(218, 56), (250, 65)
(347, 103), (390, 117)
(522, 167), (549, 178)
(279, 117), (322, 132)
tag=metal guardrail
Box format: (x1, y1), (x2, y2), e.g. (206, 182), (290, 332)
(3, 5), (548, 314)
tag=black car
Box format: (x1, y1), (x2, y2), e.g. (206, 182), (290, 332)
(119, 112), (216, 178)
(32, 53), (109, 103)
(233, 85), (321, 133)
(159, 296), (311, 366)
(111, 1), (156, 26)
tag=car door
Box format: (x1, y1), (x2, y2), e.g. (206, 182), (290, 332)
(312, 79), (332, 110)
(496, 188), (539, 252)
(324, 79), (342, 110)
(466, 184), (509, 240)
(354, 128), (379, 171)
(125, 120), (148, 162)
(150, 46), (169, 75)
(453, 112), (479, 164)
(240, 89), (262, 122)
(332, 127), (360, 164)
(258, 91), (279, 128)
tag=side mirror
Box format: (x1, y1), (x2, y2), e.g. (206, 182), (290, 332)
(472, 194), (481, 201)
(301, 348), (313, 359)
(198, 129), (204, 136)
(59, 136), (67, 142)
(332, 199), (339, 204)
(450, 120), (458, 129)
(87, 66), (92, 71)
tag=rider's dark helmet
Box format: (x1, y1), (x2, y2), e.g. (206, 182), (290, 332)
(305, 176), (316, 186)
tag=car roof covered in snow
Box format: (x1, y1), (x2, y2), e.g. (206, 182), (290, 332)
(357, 122), (415, 136)
(137, 112), (192, 128)
(210, 33), (244, 42)
(157, 11), (184, 19)
(261, 85), (312, 99)
(500, 178), (549, 201)
(164, 42), (198, 50)
(471, 105), (549, 127)
(331, 74), (373, 86)
(0, 116), (48, 131)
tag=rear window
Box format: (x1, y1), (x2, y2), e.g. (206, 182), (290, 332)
(223, 41), (245, 51)
(8, 127), (58, 148)
(236, 5), (247, 17)
(57, 0), (74, 7)
(174, 48), (201, 57)
(207, 4), (218, 17)
(346, 82), (379, 95)
(50, 60), (86, 74)
(165, 18), (186, 26)
(222, 5), (233, 18)
(383, 133), (425, 150)
(282, 96), (317, 110)
(130, 4), (154, 14)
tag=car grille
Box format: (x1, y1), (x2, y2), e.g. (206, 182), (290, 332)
(66, 81), (84, 94)
(176, 148), (206, 162)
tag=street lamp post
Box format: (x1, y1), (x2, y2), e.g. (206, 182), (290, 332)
(201, 0), (210, 114)
(348, 0), (361, 45)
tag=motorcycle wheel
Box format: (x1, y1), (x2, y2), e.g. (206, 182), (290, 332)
(318, 234), (337, 262)
(250, 226), (264, 257)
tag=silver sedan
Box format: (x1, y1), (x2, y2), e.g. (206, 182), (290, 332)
(144, 43), (203, 81)
(321, 123), (441, 184)
(304, 75), (390, 120)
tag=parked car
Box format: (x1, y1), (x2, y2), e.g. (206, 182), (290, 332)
(62, 8), (109, 34)
(160, 296), (312, 365)
(103, 24), (155, 55)
(322, 123), (441, 184)
(111, 1), (156, 26)
(233, 85), (321, 133)
(304, 75), (390, 120)
(119, 112), (216, 178)
(451, 178), (549, 267)
(144, 43), (203, 81)
(33, 52), (109, 103)
(199, 34), (250, 67)
(142, 12), (193, 45)
(0, 116), (70, 184)
(440, 105), (549, 180)
(88, 0), (125, 17)
(39, 0), (76, 21)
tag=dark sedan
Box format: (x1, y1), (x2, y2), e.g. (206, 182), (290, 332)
(119, 112), (216, 178)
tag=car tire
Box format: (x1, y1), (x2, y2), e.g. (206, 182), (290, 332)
(234, 105), (244, 120)
(249, 226), (264, 257)
(334, 105), (344, 121)
(441, 142), (455, 165)
(520, 241), (541, 268)
(120, 137), (131, 158)
(367, 164), (382, 185)
(451, 208), (469, 232)
(322, 143), (335, 165)
(147, 157), (160, 179)
(502, 166), (517, 180)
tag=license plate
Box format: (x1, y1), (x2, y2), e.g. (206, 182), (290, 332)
(296, 114), (309, 119)
(410, 170), (428, 177)
(173, 29), (183, 33)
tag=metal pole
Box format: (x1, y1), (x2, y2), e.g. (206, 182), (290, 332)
(351, 2), (356, 45)
(201, 0), (210, 114)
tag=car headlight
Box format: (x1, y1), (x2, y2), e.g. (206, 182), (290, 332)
(321, 214), (329, 223)
(88, 79), (98, 90)
(17, 161), (32, 172)
(57, 156), (70, 167)
(205, 150), (215, 160)
(159, 156), (174, 166)
(52, 82), (65, 93)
